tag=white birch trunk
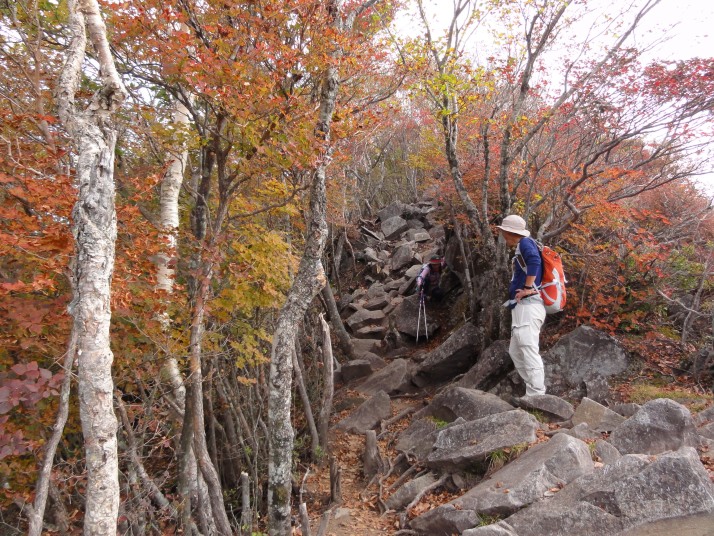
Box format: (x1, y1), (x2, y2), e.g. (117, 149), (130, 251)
(56, 1), (126, 534)
(268, 3), (346, 532)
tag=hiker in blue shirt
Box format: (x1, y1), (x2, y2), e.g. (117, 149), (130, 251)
(497, 215), (547, 396)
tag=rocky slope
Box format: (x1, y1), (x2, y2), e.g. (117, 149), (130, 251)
(314, 199), (714, 536)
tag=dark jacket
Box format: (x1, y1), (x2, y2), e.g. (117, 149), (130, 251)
(509, 237), (543, 301)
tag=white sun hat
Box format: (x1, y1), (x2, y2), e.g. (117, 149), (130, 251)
(496, 214), (531, 237)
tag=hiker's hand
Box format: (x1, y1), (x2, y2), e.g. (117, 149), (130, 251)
(516, 288), (538, 301)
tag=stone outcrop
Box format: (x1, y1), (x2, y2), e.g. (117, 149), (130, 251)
(412, 323), (481, 386)
(328, 198), (714, 536)
(425, 410), (540, 472)
(462, 448), (714, 536)
(544, 325), (629, 399)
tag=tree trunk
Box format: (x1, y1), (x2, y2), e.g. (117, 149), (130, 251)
(186, 271), (232, 535)
(318, 314), (335, 458)
(28, 332), (76, 536)
(321, 280), (353, 360)
(55, 1), (127, 533)
(293, 345), (321, 461)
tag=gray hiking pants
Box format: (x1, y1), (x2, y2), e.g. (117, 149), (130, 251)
(509, 299), (546, 396)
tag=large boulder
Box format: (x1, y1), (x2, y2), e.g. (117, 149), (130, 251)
(411, 434), (594, 534)
(386, 472), (439, 511)
(339, 359), (373, 383)
(395, 417), (467, 462)
(412, 323), (481, 386)
(356, 358), (415, 396)
(425, 410), (539, 472)
(455, 340), (513, 392)
(394, 294), (439, 340)
(571, 397), (626, 432)
(414, 387), (514, 423)
(335, 391), (391, 434)
(377, 202), (405, 222)
(608, 398), (701, 454)
(544, 326), (629, 399)
(463, 448), (714, 536)
(381, 216), (409, 240)
(512, 394), (575, 423)
(345, 308), (385, 331)
(390, 243), (415, 271)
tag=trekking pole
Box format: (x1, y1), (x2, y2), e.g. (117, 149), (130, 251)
(421, 291), (429, 341)
(416, 289), (423, 342)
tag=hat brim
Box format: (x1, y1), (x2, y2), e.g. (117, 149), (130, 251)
(497, 225), (530, 237)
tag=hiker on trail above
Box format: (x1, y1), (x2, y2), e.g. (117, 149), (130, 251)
(497, 215), (546, 397)
(416, 257), (445, 302)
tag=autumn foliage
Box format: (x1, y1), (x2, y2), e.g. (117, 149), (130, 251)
(0, 0), (712, 533)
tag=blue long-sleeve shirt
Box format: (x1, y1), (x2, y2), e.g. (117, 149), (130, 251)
(509, 237), (543, 301)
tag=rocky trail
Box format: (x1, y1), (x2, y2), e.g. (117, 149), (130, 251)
(295, 199), (714, 536)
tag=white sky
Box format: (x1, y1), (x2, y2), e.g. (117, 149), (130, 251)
(395, 0), (714, 195)
(637, 0), (713, 61)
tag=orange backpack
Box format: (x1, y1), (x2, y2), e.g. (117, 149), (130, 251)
(534, 240), (567, 314)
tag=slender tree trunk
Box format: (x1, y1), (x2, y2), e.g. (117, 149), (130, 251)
(293, 345), (321, 461)
(186, 270), (232, 535)
(267, 169), (329, 534)
(317, 314), (335, 458)
(28, 332), (76, 536)
(55, 1), (126, 533)
(321, 280), (353, 360)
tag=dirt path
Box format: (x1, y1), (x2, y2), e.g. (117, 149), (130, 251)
(302, 397), (427, 536)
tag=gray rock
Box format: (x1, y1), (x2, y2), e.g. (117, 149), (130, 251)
(405, 264), (424, 278)
(609, 398), (701, 455)
(360, 352), (387, 370)
(363, 294), (390, 310)
(462, 524), (517, 536)
(394, 294), (439, 339)
(429, 224), (446, 241)
(512, 394), (575, 422)
(412, 508), (481, 536)
(385, 473), (438, 511)
(555, 422), (600, 441)
(406, 218), (426, 230)
(335, 391), (391, 434)
(413, 323), (480, 386)
(611, 402), (641, 418)
(482, 447), (714, 536)
(406, 229), (431, 242)
(593, 438), (621, 465)
(455, 340), (513, 393)
(384, 278), (406, 291)
(698, 421), (714, 440)
(340, 359), (373, 382)
(544, 326), (629, 398)
(414, 387), (514, 423)
(361, 247), (381, 263)
(572, 397), (626, 433)
(351, 338), (380, 357)
(390, 243), (415, 271)
(618, 513), (714, 536)
(356, 358), (415, 396)
(583, 376), (610, 404)
(354, 325), (387, 339)
(366, 282), (386, 298)
(413, 434), (593, 534)
(377, 202), (405, 222)
(381, 215), (409, 240)
(425, 410), (539, 472)
(395, 417), (467, 462)
(694, 404), (714, 426)
(345, 308), (385, 331)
